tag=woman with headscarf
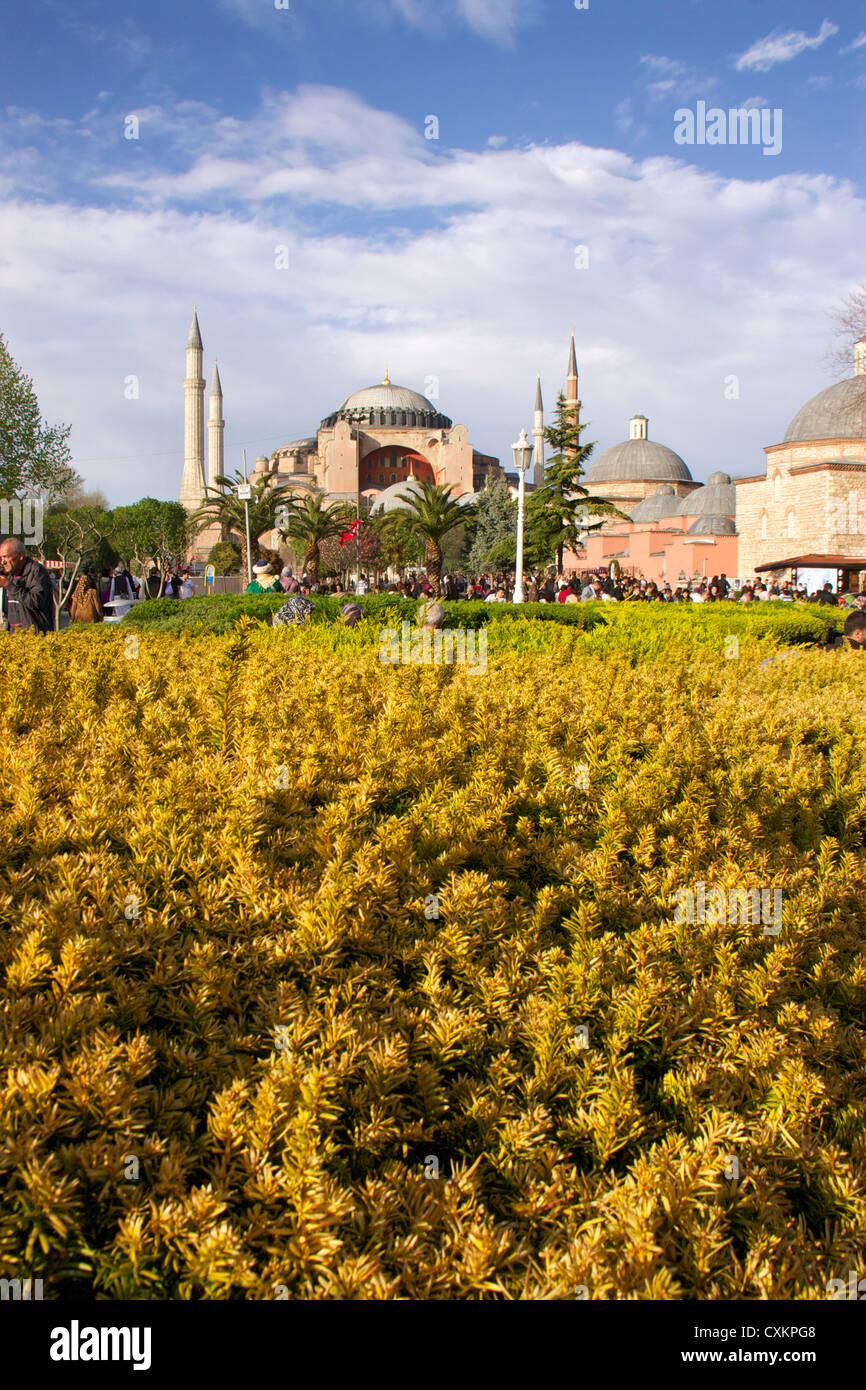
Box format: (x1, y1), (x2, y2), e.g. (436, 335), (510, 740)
(69, 569), (104, 624)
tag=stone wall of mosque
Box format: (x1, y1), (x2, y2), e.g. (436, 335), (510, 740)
(736, 438), (866, 578)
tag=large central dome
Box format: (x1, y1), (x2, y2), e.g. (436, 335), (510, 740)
(321, 375), (452, 430)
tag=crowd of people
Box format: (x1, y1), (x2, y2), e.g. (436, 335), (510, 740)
(246, 561), (864, 611)
(2, 537), (865, 635)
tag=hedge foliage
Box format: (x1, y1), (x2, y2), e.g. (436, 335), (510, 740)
(1, 625), (865, 1298)
(121, 592), (839, 654)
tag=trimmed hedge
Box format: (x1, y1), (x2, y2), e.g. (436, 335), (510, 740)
(121, 592), (840, 649)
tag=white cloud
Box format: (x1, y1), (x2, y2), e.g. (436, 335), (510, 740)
(1, 88), (864, 508)
(735, 19), (839, 73)
(221, 0), (531, 43)
(841, 32), (866, 53)
(806, 75), (834, 91)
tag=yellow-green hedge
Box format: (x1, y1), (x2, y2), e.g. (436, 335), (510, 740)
(0, 624), (865, 1299)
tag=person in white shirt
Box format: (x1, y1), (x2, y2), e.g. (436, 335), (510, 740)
(356, 575), (368, 596)
(179, 574), (195, 599)
(485, 587), (506, 603)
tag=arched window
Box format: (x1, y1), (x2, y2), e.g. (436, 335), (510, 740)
(773, 475), (781, 503)
(787, 510), (796, 538)
(760, 512), (768, 539)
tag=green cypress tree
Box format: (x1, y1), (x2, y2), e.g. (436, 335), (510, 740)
(524, 391), (625, 570)
(467, 475), (516, 570)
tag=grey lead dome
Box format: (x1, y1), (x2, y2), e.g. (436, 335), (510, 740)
(321, 382), (452, 431)
(784, 377), (866, 443)
(586, 439), (693, 484)
(628, 484), (683, 522)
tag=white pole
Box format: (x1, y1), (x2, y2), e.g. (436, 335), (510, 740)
(513, 464), (526, 604)
(242, 448), (252, 587)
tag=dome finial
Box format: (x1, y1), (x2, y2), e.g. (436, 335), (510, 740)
(383, 364), (390, 385)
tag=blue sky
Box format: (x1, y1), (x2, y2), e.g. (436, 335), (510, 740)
(1, 0), (865, 502)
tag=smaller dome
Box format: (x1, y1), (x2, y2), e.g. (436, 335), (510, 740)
(678, 475), (736, 518)
(687, 514), (736, 536)
(628, 483), (683, 523)
(370, 478), (425, 514)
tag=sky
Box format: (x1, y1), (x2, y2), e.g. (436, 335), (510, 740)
(1, 0), (865, 504)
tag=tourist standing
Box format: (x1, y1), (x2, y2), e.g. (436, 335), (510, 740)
(0, 538), (55, 632)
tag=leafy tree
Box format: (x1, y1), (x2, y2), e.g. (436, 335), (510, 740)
(37, 506), (111, 626)
(277, 492), (353, 584)
(524, 391), (625, 570)
(0, 332), (79, 501)
(373, 510), (424, 575)
(111, 499), (190, 595)
(388, 480), (476, 596)
(193, 471), (296, 577)
(467, 476), (517, 571)
(207, 540), (241, 575)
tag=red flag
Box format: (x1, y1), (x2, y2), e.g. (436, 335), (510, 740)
(339, 519), (361, 548)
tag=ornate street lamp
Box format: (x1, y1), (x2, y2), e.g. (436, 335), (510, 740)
(511, 428), (533, 604)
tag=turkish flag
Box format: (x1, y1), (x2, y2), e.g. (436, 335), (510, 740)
(339, 520), (361, 547)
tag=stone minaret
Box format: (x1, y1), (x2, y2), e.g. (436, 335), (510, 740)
(532, 375), (544, 485)
(855, 335), (866, 376)
(564, 333), (581, 459)
(208, 361), (224, 489)
(180, 307), (206, 508)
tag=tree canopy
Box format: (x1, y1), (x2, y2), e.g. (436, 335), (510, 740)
(0, 332), (79, 501)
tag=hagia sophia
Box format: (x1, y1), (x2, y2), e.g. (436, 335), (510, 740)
(179, 308), (866, 587)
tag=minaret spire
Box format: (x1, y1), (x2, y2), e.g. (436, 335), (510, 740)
(532, 374), (544, 486)
(208, 359), (225, 488)
(564, 333), (581, 460)
(180, 307), (206, 508)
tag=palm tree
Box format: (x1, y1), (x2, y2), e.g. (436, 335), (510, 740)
(279, 492), (354, 584)
(389, 480), (476, 595)
(192, 470), (295, 576)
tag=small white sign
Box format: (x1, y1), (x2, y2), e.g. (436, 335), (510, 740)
(237, 484), (252, 501)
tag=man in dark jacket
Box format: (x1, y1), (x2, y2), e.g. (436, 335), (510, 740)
(0, 538), (55, 632)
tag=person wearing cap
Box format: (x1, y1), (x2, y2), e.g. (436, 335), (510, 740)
(340, 603), (364, 628)
(246, 563), (280, 594)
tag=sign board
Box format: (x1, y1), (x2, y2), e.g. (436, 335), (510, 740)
(205, 563), (215, 593)
(43, 560), (66, 569)
(237, 484), (252, 501)
(796, 566), (837, 593)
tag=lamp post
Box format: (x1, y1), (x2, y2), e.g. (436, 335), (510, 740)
(511, 427), (533, 604)
(238, 448), (253, 587)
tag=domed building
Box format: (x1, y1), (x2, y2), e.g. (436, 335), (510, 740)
(736, 335), (866, 585)
(584, 414), (699, 516)
(178, 308), (504, 558)
(255, 369), (504, 508)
